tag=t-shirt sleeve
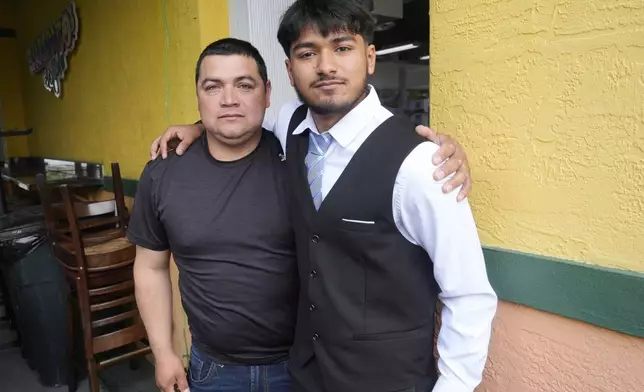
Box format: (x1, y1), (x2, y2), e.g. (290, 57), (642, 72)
(126, 161), (169, 251)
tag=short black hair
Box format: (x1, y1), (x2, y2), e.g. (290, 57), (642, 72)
(195, 38), (268, 85)
(277, 0), (376, 57)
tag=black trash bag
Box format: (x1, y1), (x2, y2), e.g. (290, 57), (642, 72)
(0, 205), (47, 263)
(0, 206), (68, 387)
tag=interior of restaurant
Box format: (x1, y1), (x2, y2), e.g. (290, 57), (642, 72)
(0, 0), (429, 391)
(1, 1), (216, 390)
(370, 0), (430, 126)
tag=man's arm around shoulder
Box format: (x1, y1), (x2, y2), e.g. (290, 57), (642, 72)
(393, 141), (497, 392)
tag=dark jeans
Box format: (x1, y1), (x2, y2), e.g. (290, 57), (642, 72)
(189, 346), (292, 392)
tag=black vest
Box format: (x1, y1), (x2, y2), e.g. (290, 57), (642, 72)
(286, 105), (440, 392)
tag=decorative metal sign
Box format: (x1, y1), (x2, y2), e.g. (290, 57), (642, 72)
(27, 1), (79, 98)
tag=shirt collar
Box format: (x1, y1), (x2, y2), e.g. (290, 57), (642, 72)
(292, 85), (383, 148)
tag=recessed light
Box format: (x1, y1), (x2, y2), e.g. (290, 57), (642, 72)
(376, 43), (419, 56)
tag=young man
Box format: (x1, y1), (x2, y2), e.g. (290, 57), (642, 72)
(128, 39), (296, 392)
(278, 2), (496, 391)
(150, 1), (497, 392)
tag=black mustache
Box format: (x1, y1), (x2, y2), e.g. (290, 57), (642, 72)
(311, 77), (346, 87)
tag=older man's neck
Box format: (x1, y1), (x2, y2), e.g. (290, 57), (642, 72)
(206, 128), (262, 162)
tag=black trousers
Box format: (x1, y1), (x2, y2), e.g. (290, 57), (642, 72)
(291, 357), (434, 392)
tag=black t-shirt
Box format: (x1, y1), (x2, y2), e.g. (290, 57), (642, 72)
(127, 130), (298, 365)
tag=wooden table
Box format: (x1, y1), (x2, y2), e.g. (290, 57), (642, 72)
(0, 157), (104, 215)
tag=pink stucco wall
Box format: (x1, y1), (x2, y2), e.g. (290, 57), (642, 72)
(477, 302), (644, 392)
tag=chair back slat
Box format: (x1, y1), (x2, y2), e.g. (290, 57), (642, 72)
(111, 162), (129, 229)
(88, 280), (134, 297)
(93, 323), (147, 354)
(91, 309), (139, 329)
(90, 294), (135, 312)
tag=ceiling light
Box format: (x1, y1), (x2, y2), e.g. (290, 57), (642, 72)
(376, 43), (418, 56)
(375, 21), (397, 32)
(419, 55), (430, 60)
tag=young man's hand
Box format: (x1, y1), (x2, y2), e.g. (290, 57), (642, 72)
(415, 125), (471, 202)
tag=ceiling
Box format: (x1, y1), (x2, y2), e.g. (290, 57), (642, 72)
(371, 0), (429, 64)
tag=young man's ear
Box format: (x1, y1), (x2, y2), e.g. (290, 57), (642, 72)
(366, 44), (376, 76)
(285, 59), (295, 87)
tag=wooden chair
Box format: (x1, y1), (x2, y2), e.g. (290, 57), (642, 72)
(36, 163), (151, 392)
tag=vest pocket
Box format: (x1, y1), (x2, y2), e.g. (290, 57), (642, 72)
(329, 325), (436, 392)
(353, 325), (427, 341)
(337, 219), (382, 233)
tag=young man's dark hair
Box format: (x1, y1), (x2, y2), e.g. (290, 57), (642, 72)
(195, 37), (268, 85)
(276, 0), (376, 57)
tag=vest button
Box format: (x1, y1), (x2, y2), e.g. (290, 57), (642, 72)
(312, 333), (319, 341)
(309, 304), (316, 311)
(311, 234), (320, 243)
(310, 270), (317, 278)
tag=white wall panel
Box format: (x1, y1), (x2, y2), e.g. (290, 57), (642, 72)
(227, 0), (251, 42)
(229, 0), (297, 126)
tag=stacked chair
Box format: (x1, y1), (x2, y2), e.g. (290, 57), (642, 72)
(36, 162), (151, 392)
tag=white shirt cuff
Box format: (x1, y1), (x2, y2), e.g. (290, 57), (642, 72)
(432, 375), (474, 392)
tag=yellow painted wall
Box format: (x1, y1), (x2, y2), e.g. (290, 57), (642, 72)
(430, 0), (644, 272)
(13, 0), (229, 362)
(0, 0), (29, 156)
(0, 0), (15, 28)
(14, 0), (228, 179)
(197, 0), (230, 48)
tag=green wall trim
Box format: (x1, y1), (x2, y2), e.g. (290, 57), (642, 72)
(103, 176), (138, 198)
(102, 176), (644, 338)
(483, 246), (644, 338)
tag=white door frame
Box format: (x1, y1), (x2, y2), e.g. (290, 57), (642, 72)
(229, 0), (298, 126)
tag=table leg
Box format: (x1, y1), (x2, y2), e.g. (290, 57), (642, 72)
(0, 179), (8, 215)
